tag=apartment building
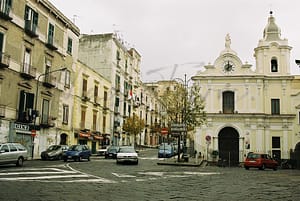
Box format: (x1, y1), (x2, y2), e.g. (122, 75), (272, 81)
(0, 0), (79, 158)
(71, 61), (111, 154)
(78, 33), (142, 146)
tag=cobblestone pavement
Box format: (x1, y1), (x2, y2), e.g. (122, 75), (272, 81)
(0, 149), (299, 201)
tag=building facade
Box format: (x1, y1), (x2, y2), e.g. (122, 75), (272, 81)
(78, 33), (142, 146)
(71, 61), (111, 154)
(192, 12), (300, 165)
(0, 0), (79, 158)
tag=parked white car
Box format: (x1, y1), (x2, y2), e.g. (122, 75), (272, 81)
(116, 146), (138, 165)
(0, 143), (28, 167)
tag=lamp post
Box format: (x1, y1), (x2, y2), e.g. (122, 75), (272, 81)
(31, 67), (66, 159)
(173, 74), (193, 162)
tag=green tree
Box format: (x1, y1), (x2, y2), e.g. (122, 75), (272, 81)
(162, 82), (206, 130)
(122, 113), (145, 147)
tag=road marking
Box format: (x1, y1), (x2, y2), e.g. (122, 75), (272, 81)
(112, 172), (136, 178)
(0, 165), (116, 183)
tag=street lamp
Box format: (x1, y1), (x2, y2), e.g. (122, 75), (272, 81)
(31, 67), (67, 159)
(173, 74), (193, 162)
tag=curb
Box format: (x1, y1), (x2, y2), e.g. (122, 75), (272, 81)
(157, 159), (204, 167)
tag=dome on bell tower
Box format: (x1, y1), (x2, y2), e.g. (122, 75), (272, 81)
(263, 11), (281, 41)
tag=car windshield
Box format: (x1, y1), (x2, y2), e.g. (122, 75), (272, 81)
(119, 147), (135, 153)
(159, 144), (172, 150)
(48, 145), (60, 151)
(247, 153), (260, 159)
(69, 145), (81, 151)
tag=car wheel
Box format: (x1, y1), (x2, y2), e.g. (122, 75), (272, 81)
(16, 157), (24, 167)
(273, 166), (278, 171)
(260, 164), (265, 170)
(88, 156), (90, 161)
(78, 156), (82, 162)
(245, 166), (249, 170)
(63, 158), (67, 162)
(135, 160), (139, 165)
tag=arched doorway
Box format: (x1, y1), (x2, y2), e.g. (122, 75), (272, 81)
(218, 127), (239, 166)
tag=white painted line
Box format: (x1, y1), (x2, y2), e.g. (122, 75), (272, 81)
(112, 172), (136, 178)
(0, 170), (75, 176)
(0, 174), (89, 181)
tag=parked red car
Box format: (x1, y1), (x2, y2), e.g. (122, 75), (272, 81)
(244, 152), (278, 170)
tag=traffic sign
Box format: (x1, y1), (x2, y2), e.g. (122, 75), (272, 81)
(31, 130), (36, 137)
(161, 128), (168, 135)
(205, 135), (211, 142)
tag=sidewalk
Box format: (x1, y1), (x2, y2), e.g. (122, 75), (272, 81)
(157, 155), (204, 167)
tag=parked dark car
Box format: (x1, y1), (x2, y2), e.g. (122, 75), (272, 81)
(244, 152), (278, 170)
(63, 145), (91, 162)
(158, 143), (174, 158)
(41, 145), (68, 160)
(0, 143), (28, 167)
(105, 146), (119, 159)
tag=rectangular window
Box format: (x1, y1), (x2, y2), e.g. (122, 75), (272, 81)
(64, 70), (70, 88)
(103, 91), (108, 108)
(115, 97), (119, 107)
(24, 5), (38, 35)
(94, 85), (98, 102)
(115, 74), (120, 91)
(82, 78), (87, 97)
(272, 137), (280, 148)
(23, 48), (31, 73)
(18, 90), (34, 122)
(92, 111), (97, 131)
(123, 102), (126, 116)
(67, 37), (72, 54)
(102, 116), (106, 133)
(0, 0), (12, 16)
(63, 105), (69, 124)
(80, 107), (86, 128)
(47, 23), (54, 45)
(271, 99), (280, 115)
(44, 60), (52, 83)
(41, 99), (49, 125)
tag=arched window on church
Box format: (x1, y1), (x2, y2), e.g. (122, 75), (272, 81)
(271, 58), (278, 72)
(222, 91), (234, 114)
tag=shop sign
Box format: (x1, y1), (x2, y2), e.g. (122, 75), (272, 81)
(14, 123), (30, 131)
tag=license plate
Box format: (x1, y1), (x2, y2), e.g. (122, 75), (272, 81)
(68, 156), (72, 158)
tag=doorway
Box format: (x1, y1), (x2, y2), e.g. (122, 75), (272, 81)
(218, 127), (239, 166)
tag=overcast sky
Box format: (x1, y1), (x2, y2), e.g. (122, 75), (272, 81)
(49, 0), (300, 82)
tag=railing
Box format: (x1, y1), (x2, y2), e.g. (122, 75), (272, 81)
(24, 20), (38, 37)
(0, 4), (12, 21)
(0, 105), (5, 117)
(21, 63), (36, 78)
(0, 52), (10, 68)
(42, 74), (56, 87)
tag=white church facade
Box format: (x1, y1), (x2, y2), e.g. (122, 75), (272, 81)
(192, 12), (300, 166)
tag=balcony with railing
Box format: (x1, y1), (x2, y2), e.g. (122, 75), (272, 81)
(0, 52), (10, 68)
(42, 74), (56, 88)
(45, 37), (58, 51)
(81, 91), (90, 101)
(24, 20), (38, 38)
(20, 63), (36, 79)
(40, 115), (55, 128)
(0, 4), (12, 21)
(0, 105), (5, 118)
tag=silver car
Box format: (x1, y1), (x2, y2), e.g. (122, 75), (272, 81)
(0, 143), (28, 167)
